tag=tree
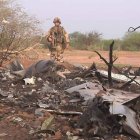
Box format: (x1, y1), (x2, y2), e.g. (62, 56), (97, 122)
(70, 31), (101, 50)
(121, 32), (140, 51)
(94, 41), (117, 87)
(0, 0), (40, 66)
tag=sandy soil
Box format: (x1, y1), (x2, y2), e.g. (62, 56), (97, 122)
(18, 48), (140, 68)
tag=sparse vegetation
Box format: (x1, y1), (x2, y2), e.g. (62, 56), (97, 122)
(70, 31), (101, 50)
(70, 31), (140, 51)
(0, 0), (40, 66)
(121, 32), (140, 51)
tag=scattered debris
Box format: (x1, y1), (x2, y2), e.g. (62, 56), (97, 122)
(0, 59), (139, 139)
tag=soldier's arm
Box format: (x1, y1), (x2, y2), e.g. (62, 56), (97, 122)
(63, 28), (70, 43)
(45, 28), (53, 42)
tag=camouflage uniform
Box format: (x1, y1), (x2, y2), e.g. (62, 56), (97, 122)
(46, 17), (69, 62)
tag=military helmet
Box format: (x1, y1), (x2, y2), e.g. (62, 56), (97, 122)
(53, 17), (61, 24)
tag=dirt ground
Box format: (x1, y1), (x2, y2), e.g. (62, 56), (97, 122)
(18, 47), (140, 68)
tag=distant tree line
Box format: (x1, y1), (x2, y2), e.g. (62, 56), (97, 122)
(69, 31), (140, 51)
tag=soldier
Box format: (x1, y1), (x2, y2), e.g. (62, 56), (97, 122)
(46, 17), (69, 62)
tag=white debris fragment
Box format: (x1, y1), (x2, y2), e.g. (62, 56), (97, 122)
(23, 77), (36, 85)
(57, 71), (66, 78)
(29, 129), (35, 135)
(11, 83), (15, 87)
(5, 71), (15, 79)
(38, 102), (49, 109)
(8, 94), (14, 98)
(37, 77), (42, 81)
(12, 117), (23, 122)
(2, 77), (7, 81)
(0, 133), (8, 137)
(32, 89), (36, 92)
(2, 18), (10, 24)
(28, 89), (36, 95)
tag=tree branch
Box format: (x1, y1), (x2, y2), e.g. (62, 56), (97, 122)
(94, 51), (109, 65)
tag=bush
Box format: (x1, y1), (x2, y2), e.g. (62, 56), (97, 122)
(0, 0), (40, 66)
(70, 31), (101, 50)
(101, 39), (122, 51)
(121, 32), (140, 51)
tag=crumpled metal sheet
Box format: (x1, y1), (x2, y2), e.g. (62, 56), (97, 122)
(103, 89), (140, 104)
(78, 88), (140, 104)
(65, 82), (103, 93)
(11, 70), (25, 78)
(66, 82), (140, 104)
(7, 59), (24, 72)
(25, 60), (56, 77)
(110, 102), (140, 138)
(76, 89), (100, 101)
(99, 70), (140, 84)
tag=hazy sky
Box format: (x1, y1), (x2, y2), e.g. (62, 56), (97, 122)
(18, 0), (140, 39)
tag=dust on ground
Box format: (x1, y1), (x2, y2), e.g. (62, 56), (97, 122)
(16, 47), (140, 68)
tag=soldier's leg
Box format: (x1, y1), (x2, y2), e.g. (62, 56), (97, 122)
(46, 42), (53, 57)
(46, 42), (57, 60)
(56, 45), (64, 62)
(50, 47), (57, 60)
(61, 43), (66, 53)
